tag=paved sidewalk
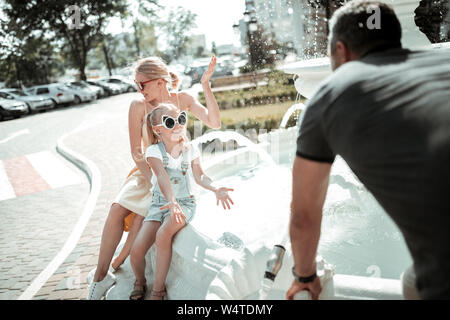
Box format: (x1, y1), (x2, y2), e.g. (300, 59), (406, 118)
(32, 107), (134, 300)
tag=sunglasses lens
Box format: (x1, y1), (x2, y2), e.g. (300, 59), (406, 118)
(164, 117), (175, 129)
(178, 112), (187, 126)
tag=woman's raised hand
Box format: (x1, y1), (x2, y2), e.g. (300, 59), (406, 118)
(200, 56), (217, 85)
(160, 201), (186, 224)
(215, 187), (234, 210)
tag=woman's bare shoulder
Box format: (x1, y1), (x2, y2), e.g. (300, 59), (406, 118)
(129, 98), (146, 109)
(128, 99), (148, 126)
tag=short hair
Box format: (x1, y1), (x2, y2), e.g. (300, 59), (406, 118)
(328, 0), (402, 57)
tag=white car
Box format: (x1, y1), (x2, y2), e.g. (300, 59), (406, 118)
(101, 77), (137, 93)
(0, 88), (55, 113)
(26, 84), (75, 106)
(63, 83), (97, 104)
(0, 97), (28, 120)
(68, 81), (104, 99)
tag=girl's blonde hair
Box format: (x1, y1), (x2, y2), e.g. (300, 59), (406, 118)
(145, 103), (179, 145)
(135, 56), (179, 90)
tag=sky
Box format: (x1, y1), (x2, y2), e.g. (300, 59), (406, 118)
(106, 0), (246, 50)
(158, 0), (245, 48)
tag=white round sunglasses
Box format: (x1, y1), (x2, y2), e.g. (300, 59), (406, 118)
(154, 111), (188, 129)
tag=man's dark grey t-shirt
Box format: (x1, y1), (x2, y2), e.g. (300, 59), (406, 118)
(296, 48), (450, 299)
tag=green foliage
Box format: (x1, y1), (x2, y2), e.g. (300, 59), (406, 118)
(0, 19), (64, 86)
(186, 108), (300, 139)
(198, 71), (297, 110)
(415, 0), (450, 43)
(246, 24), (278, 70)
(2, 0), (128, 80)
(158, 6), (197, 62)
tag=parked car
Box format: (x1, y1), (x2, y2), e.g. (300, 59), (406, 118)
(186, 61), (234, 84)
(0, 88), (55, 113)
(0, 97), (28, 121)
(89, 80), (122, 95)
(101, 76), (137, 93)
(86, 80), (113, 96)
(26, 84), (75, 106)
(63, 83), (97, 104)
(67, 81), (105, 99)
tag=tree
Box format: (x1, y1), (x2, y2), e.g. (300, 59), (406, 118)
(415, 0), (450, 43)
(2, 0), (128, 80)
(0, 16), (63, 86)
(245, 24), (278, 71)
(158, 6), (197, 62)
(125, 0), (160, 58)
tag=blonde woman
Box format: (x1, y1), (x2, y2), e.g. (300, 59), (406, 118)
(88, 56), (221, 300)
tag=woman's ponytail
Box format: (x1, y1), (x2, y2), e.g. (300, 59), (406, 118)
(169, 71), (180, 90)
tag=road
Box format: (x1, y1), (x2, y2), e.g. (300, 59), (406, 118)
(0, 92), (137, 299)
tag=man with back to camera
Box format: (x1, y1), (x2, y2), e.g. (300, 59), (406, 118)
(286, 0), (450, 300)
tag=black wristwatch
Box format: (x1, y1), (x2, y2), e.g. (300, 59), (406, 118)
(292, 267), (317, 283)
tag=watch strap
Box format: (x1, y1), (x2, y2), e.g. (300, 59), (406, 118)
(292, 267), (317, 283)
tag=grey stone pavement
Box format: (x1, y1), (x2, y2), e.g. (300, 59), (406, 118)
(0, 93), (139, 300)
(30, 100), (135, 300)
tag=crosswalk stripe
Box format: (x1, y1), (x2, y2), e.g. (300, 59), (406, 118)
(0, 151), (85, 201)
(0, 161), (16, 201)
(26, 151), (83, 189)
(2, 156), (51, 197)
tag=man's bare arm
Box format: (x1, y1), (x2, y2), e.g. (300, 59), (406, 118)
(286, 156), (332, 300)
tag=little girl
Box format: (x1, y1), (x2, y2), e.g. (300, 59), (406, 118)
(129, 103), (234, 300)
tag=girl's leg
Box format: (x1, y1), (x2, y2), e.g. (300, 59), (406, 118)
(112, 214), (145, 270)
(93, 203), (130, 282)
(152, 216), (186, 299)
(130, 220), (161, 290)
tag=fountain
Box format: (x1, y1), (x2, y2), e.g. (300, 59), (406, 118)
(103, 130), (289, 300)
(97, 0), (440, 300)
(204, 0), (436, 301)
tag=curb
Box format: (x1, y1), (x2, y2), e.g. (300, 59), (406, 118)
(18, 128), (102, 300)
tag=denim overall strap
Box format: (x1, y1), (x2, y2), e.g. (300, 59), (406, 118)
(157, 142), (169, 168)
(181, 147), (192, 197)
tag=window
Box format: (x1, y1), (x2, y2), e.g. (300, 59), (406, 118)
(37, 88), (49, 94)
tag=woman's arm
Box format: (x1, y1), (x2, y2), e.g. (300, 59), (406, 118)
(191, 158), (234, 209)
(128, 100), (153, 183)
(183, 56), (221, 129)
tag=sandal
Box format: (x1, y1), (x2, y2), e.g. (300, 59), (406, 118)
(150, 288), (167, 300)
(129, 282), (147, 300)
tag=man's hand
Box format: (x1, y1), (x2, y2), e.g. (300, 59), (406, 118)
(286, 277), (322, 300)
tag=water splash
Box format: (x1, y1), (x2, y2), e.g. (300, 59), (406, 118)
(191, 130), (276, 167)
(279, 102), (306, 129)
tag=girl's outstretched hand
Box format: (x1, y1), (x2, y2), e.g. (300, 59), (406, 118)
(200, 56), (217, 84)
(160, 201), (186, 224)
(215, 187), (234, 210)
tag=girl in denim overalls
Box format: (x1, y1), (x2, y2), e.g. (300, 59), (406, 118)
(129, 103), (234, 300)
